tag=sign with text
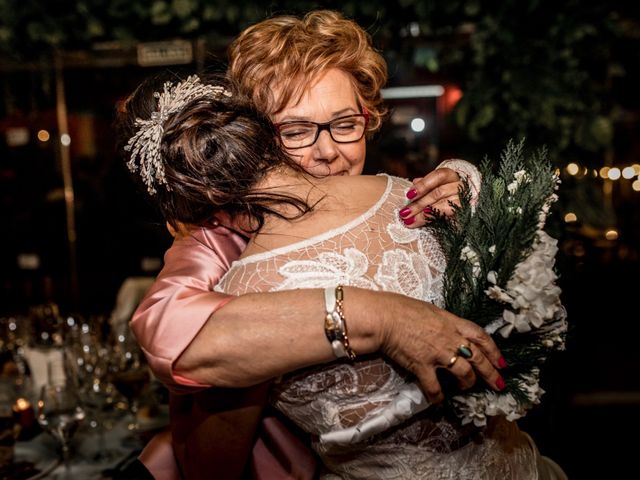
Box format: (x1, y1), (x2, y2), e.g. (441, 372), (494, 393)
(137, 40), (193, 67)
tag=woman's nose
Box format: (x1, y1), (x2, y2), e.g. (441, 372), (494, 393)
(312, 129), (339, 163)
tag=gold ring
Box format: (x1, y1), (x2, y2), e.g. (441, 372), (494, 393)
(457, 344), (473, 359)
(447, 355), (458, 368)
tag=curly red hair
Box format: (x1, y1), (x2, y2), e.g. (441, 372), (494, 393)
(228, 10), (388, 135)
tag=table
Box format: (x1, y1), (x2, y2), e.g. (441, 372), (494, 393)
(13, 412), (168, 479)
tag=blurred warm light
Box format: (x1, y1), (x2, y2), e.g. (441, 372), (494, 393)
(37, 130), (50, 142)
(632, 164), (640, 175)
(632, 179), (640, 191)
(14, 398), (31, 411)
(592, 169), (598, 178)
(443, 85), (463, 111)
(566, 163), (579, 175)
(410, 118), (426, 132)
(60, 133), (71, 146)
(622, 166), (636, 179)
(599, 167), (610, 179)
(564, 212), (578, 223)
(605, 229), (618, 241)
(608, 167), (621, 180)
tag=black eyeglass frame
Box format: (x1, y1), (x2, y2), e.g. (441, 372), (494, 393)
(274, 111), (370, 150)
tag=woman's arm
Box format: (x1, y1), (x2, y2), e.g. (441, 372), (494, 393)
(129, 225), (245, 389)
(175, 287), (505, 404)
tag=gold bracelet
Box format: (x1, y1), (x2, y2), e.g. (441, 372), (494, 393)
(323, 285), (356, 360)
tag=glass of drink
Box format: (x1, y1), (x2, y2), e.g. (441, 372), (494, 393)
(110, 366), (150, 431)
(36, 382), (85, 477)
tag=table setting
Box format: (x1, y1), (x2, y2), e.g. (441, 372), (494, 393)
(0, 304), (169, 480)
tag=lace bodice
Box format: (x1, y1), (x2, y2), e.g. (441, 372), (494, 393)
(215, 175), (538, 479)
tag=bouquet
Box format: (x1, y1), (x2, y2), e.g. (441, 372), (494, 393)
(427, 139), (567, 427)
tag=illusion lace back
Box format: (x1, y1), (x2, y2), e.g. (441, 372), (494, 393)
(215, 175), (539, 479)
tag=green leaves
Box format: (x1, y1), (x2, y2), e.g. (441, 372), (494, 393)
(428, 138), (558, 323)
(0, 0), (626, 167)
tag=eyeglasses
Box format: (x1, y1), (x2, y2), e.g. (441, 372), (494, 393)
(274, 112), (369, 149)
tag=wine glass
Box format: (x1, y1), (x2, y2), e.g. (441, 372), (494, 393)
(83, 376), (130, 457)
(109, 365), (150, 432)
(36, 381), (86, 477)
(108, 330), (150, 431)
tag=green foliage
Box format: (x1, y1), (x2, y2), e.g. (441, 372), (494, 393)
(0, 0), (631, 166)
(444, 1), (621, 161)
(429, 139), (557, 325)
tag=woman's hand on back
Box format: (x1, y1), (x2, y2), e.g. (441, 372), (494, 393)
(399, 167), (462, 228)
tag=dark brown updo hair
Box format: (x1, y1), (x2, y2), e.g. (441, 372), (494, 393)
(116, 72), (310, 232)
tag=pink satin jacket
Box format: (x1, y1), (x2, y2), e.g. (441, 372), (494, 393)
(131, 225), (246, 392)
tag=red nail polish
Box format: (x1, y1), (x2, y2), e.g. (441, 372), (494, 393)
(403, 216), (415, 225)
(423, 206), (433, 215)
(406, 188), (417, 200)
(496, 376), (506, 391)
(498, 356), (508, 369)
(399, 207), (412, 218)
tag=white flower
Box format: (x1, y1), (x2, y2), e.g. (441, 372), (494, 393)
(460, 244), (481, 279)
(538, 192), (559, 228)
(518, 371), (544, 405)
(498, 309), (531, 337)
(486, 285), (512, 303)
(485, 391), (523, 421)
(507, 206), (523, 215)
(452, 394), (488, 427)
(507, 169), (529, 194)
(485, 229), (563, 336)
(489, 245), (496, 255)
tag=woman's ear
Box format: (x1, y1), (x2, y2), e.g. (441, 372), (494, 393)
(166, 221), (191, 239)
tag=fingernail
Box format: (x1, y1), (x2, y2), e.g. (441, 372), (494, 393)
(399, 207), (412, 218)
(423, 205), (434, 215)
(403, 216), (415, 226)
(406, 188), (417, 200)
(496, 376), (506, 391)
(498, 356), (508, 369)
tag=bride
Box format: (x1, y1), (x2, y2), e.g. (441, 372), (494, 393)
(120, 73), (566, 479)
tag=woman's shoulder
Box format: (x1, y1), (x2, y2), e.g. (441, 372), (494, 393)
(242, 174), (397, 258)
(324, 173), (410, 199)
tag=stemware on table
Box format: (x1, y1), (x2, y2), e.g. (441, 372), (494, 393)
(36, 380), (86, 478)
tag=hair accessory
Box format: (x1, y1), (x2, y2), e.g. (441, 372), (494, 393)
(125, 75), (232, 195)
(324, 285), (356, 360)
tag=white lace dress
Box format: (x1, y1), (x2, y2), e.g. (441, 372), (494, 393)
(215, 175), (540, 479)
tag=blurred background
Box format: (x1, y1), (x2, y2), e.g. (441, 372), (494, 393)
(0, 1), (638, 477)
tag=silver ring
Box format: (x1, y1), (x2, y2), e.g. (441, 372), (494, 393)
(447, 355), (459, 368)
